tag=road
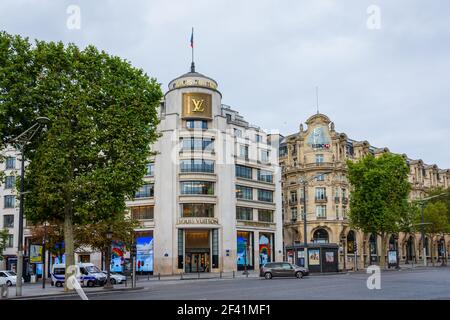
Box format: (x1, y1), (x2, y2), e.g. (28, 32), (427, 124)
(37, 267), (450, 300)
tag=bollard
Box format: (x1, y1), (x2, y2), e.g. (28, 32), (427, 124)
(148, 273), (150, 281)
(246, 271), (249, 278)
(180, 272), (183, 280)
(158, 273), (161, 281)
(198, 271), (200, 279)
(233, 270), (235, 278)
(220, 271), (222, 279)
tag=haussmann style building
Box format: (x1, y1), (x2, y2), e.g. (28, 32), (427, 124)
(279, 113), (450, 271)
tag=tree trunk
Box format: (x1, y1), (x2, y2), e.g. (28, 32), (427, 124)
(64, 206), (75, 292)
(430, 235), (435, 267)
(379, 233), (387, 269)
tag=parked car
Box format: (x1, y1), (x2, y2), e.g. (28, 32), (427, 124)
(0, 270), (25, 286)
(102, 271), (126, 284)
(259, 262), (309, 279)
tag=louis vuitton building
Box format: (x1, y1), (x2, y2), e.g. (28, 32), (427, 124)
(124, 64), (283, 275)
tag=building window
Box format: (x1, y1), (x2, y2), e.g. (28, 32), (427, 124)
(78, 255), (91, 263)
(236, 207), (253, 221)
(180, 181), (214, 195)
(145, 163), (155, 177)
(315, 187), (326, 200)
(257, 169), (273, 183)
(5, 157), (16, 170)
(260, 149), (270, 163)
(257, 189), (273, 202)
(315, 154), (324, 164)
(237, 231), (253, 270)
(239, 145), (249, 159)
(236, 165), (252, 179)
(181, 203), (214, 217)
(134, 184), (154, 198)
(234, 128), (242, 138)
(336, 205), (340, 219)
(3, 215), (14, 228)
(6, 234), (14, 248)
(291, 207), (298, 221)
(226, 114), (232, 122)
(4, 195), (15, 208)
(313, 228), (329, 243)
(256, 134), (262, 143)
(5, 176), (15, 189)
(182, 138), (214, 152)
(290, 191), (297, 204)
(180, 159), (214, 173)
(315, 174), (324, 181)
(316, 205), (327, 218)
(342, 206), (347, 218)
(186, 120), (208, 130)
(342, 188), (347, 199)
(131, 206), (154, 220)
(236, 185), (253, 200)
(258, 209), (273, 222)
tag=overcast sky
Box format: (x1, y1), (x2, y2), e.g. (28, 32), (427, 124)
(1, 0), (449, 168)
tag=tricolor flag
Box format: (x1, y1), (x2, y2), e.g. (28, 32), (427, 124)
(190, 28), (194, 48)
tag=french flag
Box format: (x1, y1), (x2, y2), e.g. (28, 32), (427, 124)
(190, 28), (194, 48)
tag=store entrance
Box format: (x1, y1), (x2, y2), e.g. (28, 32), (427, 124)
(185, 230), (211, 273)
(185, 252), (210, 273)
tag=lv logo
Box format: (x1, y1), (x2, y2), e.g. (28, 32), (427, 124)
(191, 98), (205, 112)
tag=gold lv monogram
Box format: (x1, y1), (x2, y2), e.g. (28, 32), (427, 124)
(191, 98), (205, 112)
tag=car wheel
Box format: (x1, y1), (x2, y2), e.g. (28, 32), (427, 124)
(264, 272), (272, 280)
(55, 281), (63, 288)
(87, 280), (94, 287)
(6, 280), (12, 287)
(295, 271), (304, 279)
(111, 279), (116, 284)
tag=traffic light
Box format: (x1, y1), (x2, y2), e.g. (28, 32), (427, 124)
(131, 244), (137, 256)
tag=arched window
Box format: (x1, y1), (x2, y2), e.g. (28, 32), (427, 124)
(313, 229), (329, 244)
(347, 231), (356, 254)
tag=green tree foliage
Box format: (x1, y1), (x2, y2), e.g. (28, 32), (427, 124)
(347, 153), (411, 268)
(0, 229), (9, 261)
(0, 32), (162, 287)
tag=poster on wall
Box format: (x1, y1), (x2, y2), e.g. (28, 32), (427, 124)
(136, 233), (154, 272)
(30, 245), (43, 264)
(259, 234), (272, 265)
(110, 241), (125, 273)
(325, 251), (334, 263)
(309, 249), (320, 266)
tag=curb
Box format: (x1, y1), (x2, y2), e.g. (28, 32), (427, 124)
(5, 286), (145, 300)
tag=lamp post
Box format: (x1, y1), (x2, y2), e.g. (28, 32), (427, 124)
(440, 236), (446, 267)
(104, 228), (113, 289)
(9, 117), (50, 297)
(299, 171), (332, 270)
(42, 221), (49, 289)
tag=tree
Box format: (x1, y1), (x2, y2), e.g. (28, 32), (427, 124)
(415, 201), (449, 266)
(0, 229), (9, 262)
(0, 32), (162, 289)
(347, 153), (411, 268)
(74, 215), (138, 272)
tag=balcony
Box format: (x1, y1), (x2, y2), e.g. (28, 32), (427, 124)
(289, 199), (298, 206)
(315, 196), (328, 203)
(342, 197), (349, 204)
(334, 197), (340, 203)
(305, 162), (335, 169)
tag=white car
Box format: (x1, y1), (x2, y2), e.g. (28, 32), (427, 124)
(0, 270), (25, 286)
(102, 271), (126, 284)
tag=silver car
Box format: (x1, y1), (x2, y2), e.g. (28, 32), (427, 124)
(259, 262), (309, 279)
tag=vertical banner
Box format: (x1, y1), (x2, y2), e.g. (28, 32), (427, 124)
(30, 245), (43, 264)
(111, 241), (125, 272)
(135, 231), (154, 272)
(259, 233), (272, 266)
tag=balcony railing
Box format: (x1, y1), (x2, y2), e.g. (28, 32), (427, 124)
(342, 197), (349, 204)
(315, 196), (328, 203)
(289, 199), (298, 206)
(334, 197), (340, 203)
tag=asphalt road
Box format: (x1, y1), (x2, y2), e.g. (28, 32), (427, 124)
(40, 267), (450, 300)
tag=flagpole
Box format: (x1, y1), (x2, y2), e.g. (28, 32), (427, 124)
(191, 27), (195, 72)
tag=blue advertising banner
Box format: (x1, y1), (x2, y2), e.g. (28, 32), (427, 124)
(136, 234), (154, 272)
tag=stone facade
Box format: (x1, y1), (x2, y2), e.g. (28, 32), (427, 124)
(280, 113), (450, 270)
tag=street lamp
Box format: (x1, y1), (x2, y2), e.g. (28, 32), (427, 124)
(299, 171), (332, 269)
(9, 116), (50, 297)
(104, 227), (113, 289)
(42, 221), (49, 289)
(440, 236), (446, 267)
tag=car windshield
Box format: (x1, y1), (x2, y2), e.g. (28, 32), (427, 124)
(85, 266), (101, 273)
(6, 271), (16, 276)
